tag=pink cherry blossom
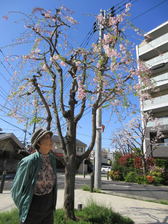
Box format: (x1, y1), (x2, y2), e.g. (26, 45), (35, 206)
(117, 14), (124, 23)
(92, 43), (100, 53)
(44, 13), (51, 19)
(77, 80), (86, 100)
(65, 16), (78, 24)
(2, 16), (8, 20)
(32, 8), (44, 13)
(133, 83), (141, 90)
(23, 55), (31, 60)
(60, 61), (66, 66)
(125, 3), (132, 11)
(103, 34), (114, 45)
(108, 16), (116, 26)
(42, 64), (48, 71)
(52, 18), (57, 22)
(103, 45), (119, 57)
(50, 55), (59, 62)
(97, 14), (104, 24)
(119, 44), (126, 52)
(110, 63), (118, 71)
(75, 61), (81, 66)
(31, 48), (40, 54)
(111, 99), (120, 106)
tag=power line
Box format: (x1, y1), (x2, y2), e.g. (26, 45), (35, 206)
(131, 0), (168, 21)
(0, 103), (31, 119)
(0, 117), (27, 133)
(0, 85), (9, 96)
(0, 61), (13, 78)
(0, 70), (10, 84)
(0, 49), (17, 73)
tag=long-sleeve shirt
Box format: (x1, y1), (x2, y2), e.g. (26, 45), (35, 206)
(34, 154), (56, 195)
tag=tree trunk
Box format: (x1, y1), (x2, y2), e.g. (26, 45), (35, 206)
(141, 144), (147, 175)
(142, 156), (147, 175)
(64, 155), (76, 220)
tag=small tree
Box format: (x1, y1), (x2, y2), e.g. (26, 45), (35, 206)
(111, 113), (162, 175)
(6, 4), (151, 219)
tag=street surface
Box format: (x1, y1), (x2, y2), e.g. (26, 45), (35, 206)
(3, 172), (168, 201)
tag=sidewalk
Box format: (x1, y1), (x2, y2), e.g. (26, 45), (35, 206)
(0, 189), (168, 224)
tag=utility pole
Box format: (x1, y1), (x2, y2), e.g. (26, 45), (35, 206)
(33, 97), (38, 133)
(23, 118), (29, 146)
(94, 9), (105, 189)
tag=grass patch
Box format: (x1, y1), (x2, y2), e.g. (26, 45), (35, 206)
(0, 209), (18, 224)
(82, 184), (102, 193)
(0, 202), (134, 224)
(145, 199), (168, 205)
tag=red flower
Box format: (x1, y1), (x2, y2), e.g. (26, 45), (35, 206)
(146, 175), (155, 183)
(118, 153), (133, 166)
(134, 157), (142, 169)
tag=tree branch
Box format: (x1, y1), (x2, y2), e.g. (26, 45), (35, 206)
(31, 75), (52, 130)
(51, 71), (67, 155)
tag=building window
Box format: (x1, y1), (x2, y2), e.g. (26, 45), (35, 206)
(150, 132), (168, 145)
(77, 147), (83, 153)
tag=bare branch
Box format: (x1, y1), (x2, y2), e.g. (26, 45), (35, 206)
(51, 71), (67, 156)
(31, 75), (52, 130)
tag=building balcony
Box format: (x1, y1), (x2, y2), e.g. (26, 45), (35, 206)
(144, 21), (168, 41)
(142, 94), (168, 112)
(145, 52), (168, 68)
(138, 32), (168, 60)
(147, 117), (168, 128)
(144, 52), (168, 76)
(151, 143), (168, 158)
(148, 72), (168, 91)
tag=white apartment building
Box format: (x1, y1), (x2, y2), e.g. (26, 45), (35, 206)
(136, 21), (168, 158)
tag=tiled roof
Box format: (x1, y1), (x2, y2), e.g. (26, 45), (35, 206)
(0, 133), (24, 149)
(52, 135), (87, 147)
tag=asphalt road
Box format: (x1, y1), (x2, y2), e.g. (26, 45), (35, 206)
(2, 173), (168, 201)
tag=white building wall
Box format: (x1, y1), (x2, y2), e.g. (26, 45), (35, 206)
(136, 21), (168, 158)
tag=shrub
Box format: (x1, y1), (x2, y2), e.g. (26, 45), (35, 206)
(146, 175), (155, 184)
(124, 171), (138, 183)
(153, 176), (164, 185)
(148, 166), (164, 185)
(136, 175), (147, 184)
(149, 166), (164, 177)
(155, 158), (168, 169)
(118, 154), (134, 167)
(109, 170), (122, 181)
(134, 157), (142, 169)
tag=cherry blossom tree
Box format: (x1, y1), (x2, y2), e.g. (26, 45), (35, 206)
(5, 4), (152, 219)
(111, 113), (162, 175)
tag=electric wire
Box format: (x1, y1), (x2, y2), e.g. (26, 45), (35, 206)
(131, 0), (168, 21)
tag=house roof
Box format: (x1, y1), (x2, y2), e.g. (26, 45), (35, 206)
(52, 135), (87, 147)
(0, 133), (24, 149)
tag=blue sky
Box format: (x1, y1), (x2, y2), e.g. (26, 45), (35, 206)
(0, 0), (168, 149)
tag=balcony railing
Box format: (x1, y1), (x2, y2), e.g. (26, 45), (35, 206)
(145, 52), (168, 68)
(153, 143), (168, 147)
(143, 94), (168, 111)
(150, 143), (168, 158)
(138, 33), (168, 60)
(147, 117), (168, 127)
